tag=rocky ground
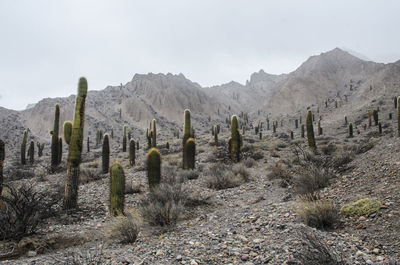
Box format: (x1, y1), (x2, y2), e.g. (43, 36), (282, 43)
(1, 97), (400, 265)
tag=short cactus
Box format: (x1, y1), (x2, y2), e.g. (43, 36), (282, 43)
(147, 147), (161, 190)
(21, 130), (28, 165)
(109, 161), (125, 216)
(230, 115), (241, 162)
(306, 110), (316, 150)
(129, 139), (135, 166)
(63, 121), (72, 145)
(165, 141), (170, 150)
(184, 138), (195, 169)
(102, 134), (110, 173)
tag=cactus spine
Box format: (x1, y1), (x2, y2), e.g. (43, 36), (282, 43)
(230, 115), (241, 162)
(102, 134), (110, 173)
(306, 110), (316, 150)
(64, 77), (88, 210)
(21, 130), (28, 165)
(129, 139), (135, 166)
(28, 140), (34, 164)
(0, 140), (4, 194)
(109, 161), (125, 216)
(63, 121), (72, 145)
(152, 119), (157, 147)
(184, 138), (195, 169)
(147, 147), (161, 190)
(51, 104), (60, 169)
(122, 125), (127, 152)
(348, 122), (353, 137)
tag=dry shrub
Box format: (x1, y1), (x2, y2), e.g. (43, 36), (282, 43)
(330, 149), (352, 169)
(109, 211), (139, 244)
(125, 180), (141, 194)
(268, 163), (292, 187)
(205, 164), (247, 190)
(178, 169), (199, 180)
(294, 165), (330, 195)
(251, 150), (264, 160)
(295, 195), (339, 230)
(242, 157), (256, 168)
(294, 227), (348, 265)
(79, 168), (102, 184)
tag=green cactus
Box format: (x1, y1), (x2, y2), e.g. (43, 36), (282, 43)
(58, 137), (63, 164)
(183, 109), (191, 168)
(301, 124), (305, 138)
(21, 130), (28, 165)
(344, 116), (348, 125)
(147, 147), (161, 190)
(214, 126), (218, 146)
(398, 97), (400, 136)
(129, 139), (135, 166)
(373, 110), (378, 126)
(0, 139), (4, 194)
(122, 125), (127, 152)
(111, 128), (114, 139)
(184, 138), (195, 169)
(230, 115), (241, 162)
(165, 141), (170, 150)
(109, 161), (125, 216)
(394, 97), (397, 109)
(63, 121), (72, 145)
(378, 121), (382, 134)
(51, 104), (60, 168)
(348, 122), (353, 138)
(295, 119), (298, 129)
(64, 77), (88, 210)
(102, 134), (110, 173)
(87, 137), (90, 152)
(152, 119), (157, 147)
(306, 110), (316, 150)
(290, 130), (294, 140)
(318, 119), (322, 136)
(28, 140), (34, 165)
(136, 141), (139, 150)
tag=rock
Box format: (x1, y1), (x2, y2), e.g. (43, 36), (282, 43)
(372, 248), (379, 255)
(356, 223), (364, 229)
(176, 255), (183, 261)
(27, 251), (37, 257)
(241, 255), (249, 261)
(190, 259), (198, 265)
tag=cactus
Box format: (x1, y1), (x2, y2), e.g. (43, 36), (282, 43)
(183, 109), (191, 168)
(58, 137), (63, 163)
(109, 161), (125, 216)
(37, 142), (44, 157)
(28, 140), (34, 164)
(367, 109), (372, 127)
(373, 110), (378, 126)
(306, 110), (316, 150)
(87, 137), (90, 152)
(214, 126), (218, 146)
(129, 139), (135, 166)
(184, 138), (195, 169)
(259, 132), (262, 140)
(398, 97), (400, 136)
(111, 128), (114, 139)
(152, 119), (157, 147)
(0, 139), (4, 194)
(344, 116), (348, 125)
(63, 121), (72, 145)
(122, 125), (127, 152)
(394, 97), (397, 109)
(301, 124), (305, 138)
(51, 104), (60, 168)
(318, 119), (322, 136)
(378, 121), (382, 134)
(348, 123), (353, 137)
(230, 115), (241, 162)
(290, 130), (294, 140)
(102, 134), (110, 173)
(147, 147), (161, 190)
(389, 113), (392, 120)
(21, 130), (28, 165)
(64, 77), (88, 210)
(165, 141), (170, 150)
(136, 141), (139, 150)
(295, 119), (298, 129)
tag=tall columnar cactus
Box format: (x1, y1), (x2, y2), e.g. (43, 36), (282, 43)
(398, 97), (400, 136)
(378, 121), (382, 134)
(129, 139), (135, 166)
(373, 110), (379, 126)
(301, 124), (305, 138)
(147, 147), (161, 190)
(64, 77), (88, 210)
(122, 125), (127, 152)
(318, 119), (322, 136)
(290, 131), (294, 140)
(29, 140), (34, 164)
(230, 115), (241, 162)
(109, 161), (125, 216)
(214, 126), (219, 146)
(183, 109), (191, 168)
(184, 138), (196, 169)
(136, 141), (139, 150)
(306, 110), (316, 150)
(348, 123), (353, 138)
(63, 121), (72, 145)
(37, 142), (44, 157)
(152, 119), (157, 147)
(146, 129), (151, 148)
(102, 134), (110, 174)
(21, 130), (28, 165)
(344, 116), (348, 125)
(87, 137), (90, 152)
(58, 137), (63, 163)
(367, 109), (372, 127)
(111, 128), (114, 139)
(51, 104), (60, 169)
(394, 97), (398, 109)
(0, 140), (4, 194)
(295, 119), (298, 129)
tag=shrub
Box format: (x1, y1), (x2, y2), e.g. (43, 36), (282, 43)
(232, 164), (250, 182)
(268, 163), (292, 187)
(109, 211), (139, 243)
(242, 157), (256, 168)
(340, 198), (381, 217)
(296, 196), (339, 229)
(139, 182), (186, 227)
(125, 180), (141, 194)
(330, 149), (352, 169)
(205, 164), (245, 190)
(79, 168), (102, 184)
(178, 169), (199, 180)
(251, 150), (264, 160)
(294, 227), (348, 265)
(0, 182), (61, 240)
(294, 165), (330, 195)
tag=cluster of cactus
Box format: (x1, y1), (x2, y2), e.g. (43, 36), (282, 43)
(306, 110), (316, 150)
(228, 115), (242, 162)
(109, 161), (125, 216)
(21, 130), (28, 165)
(37, 142), (44, 157)
(182, 109), (196, 169)
(102, 134), (110, 173)
(64, 77), (88, 210)
(0, 140), (4, 194)
(122, 125), (127, 152)
(129, 139), (135, 165)
(147, 147), (161, 189)
(51, 104), (60, 169)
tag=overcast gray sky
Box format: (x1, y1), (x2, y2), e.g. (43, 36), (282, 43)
(0, 0), (399, 110)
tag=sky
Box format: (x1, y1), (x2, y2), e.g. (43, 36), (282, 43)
(0, 0), (399, 110)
